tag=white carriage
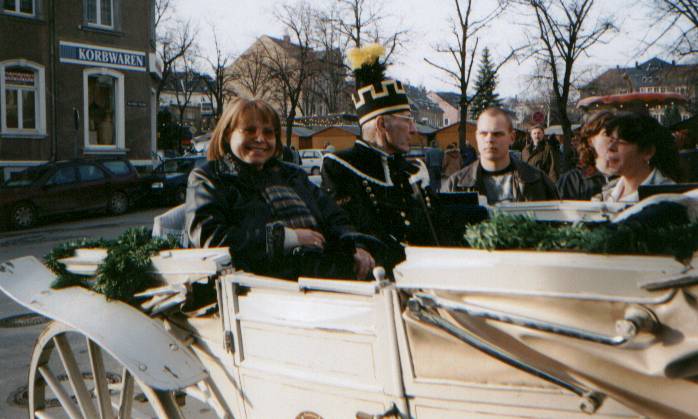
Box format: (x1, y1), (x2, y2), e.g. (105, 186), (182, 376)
(1, 198), (698, 418)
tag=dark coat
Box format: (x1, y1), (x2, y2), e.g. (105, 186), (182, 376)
(522, 140), (560, 181)
(321, 140), (437, 269)
(185, 155), (373, 279)
(556, 167), (608, 200)
(446, 157), (559, 203)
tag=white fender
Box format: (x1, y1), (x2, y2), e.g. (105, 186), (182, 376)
(0, 256), (208, 391)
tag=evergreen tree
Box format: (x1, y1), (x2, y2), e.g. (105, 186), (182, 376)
(470, 48), (502, 119)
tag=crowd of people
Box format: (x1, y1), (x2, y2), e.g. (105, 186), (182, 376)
(181, 43), (692, 281)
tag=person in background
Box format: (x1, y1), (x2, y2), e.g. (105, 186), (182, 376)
(447, 108), (558, 204)
(460, 141), (478, 166)
(442, 143), (462, 179)
(556, 111), (615, 200)
(522, 124), (560, 181)
(185, 98), (377, 280)
(596, 112), (679, 202)
(425, 140), (444, 192)
(324, 142), (336, 153)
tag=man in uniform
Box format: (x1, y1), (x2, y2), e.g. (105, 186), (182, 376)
(447, 108), (558, 204)
(321, 44), (438, 270)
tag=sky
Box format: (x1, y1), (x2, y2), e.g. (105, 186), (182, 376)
(173, 0), (695, 99)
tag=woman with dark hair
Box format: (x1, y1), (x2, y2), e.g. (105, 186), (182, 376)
(597, 112), (679, 202)
(185, 98), (377, 280)
(556, 111), (615, 200)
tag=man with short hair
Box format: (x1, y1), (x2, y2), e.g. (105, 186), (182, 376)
(321, 44), (436, 270)
(446, 108), (558, 204)
(522, 124), (560, 181)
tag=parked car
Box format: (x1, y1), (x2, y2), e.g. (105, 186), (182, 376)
(0, 158), (142, 229)
(299, 149), (325, 175)
(142, 156), (207, 205)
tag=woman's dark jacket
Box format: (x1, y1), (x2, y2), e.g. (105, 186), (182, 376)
(185, 156), (372, 279)
(556, 167), (608, 200)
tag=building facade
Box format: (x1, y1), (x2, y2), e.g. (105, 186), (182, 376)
(580, 58), (698, 123)
(159, 71), (216, 132)
(427, 91), (461, 128)
(0, 0), (159, 180)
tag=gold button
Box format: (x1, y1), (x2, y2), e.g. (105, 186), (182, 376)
(404, 220), (411, 226)
(365, 186), (372, 192)
(400, 211), (406, 217)
(370, 193), (375, 199)
(362, 180), (368, 186)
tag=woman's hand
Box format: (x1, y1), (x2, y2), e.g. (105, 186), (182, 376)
(294, 229), (326, 249)
(353, 248), (375, 279)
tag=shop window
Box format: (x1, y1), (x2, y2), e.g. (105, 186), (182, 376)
(0, 61), (46, 136)
(3, 0), (34, 16)
(86, 0), (113, 28)
(83, 68), (124, 150)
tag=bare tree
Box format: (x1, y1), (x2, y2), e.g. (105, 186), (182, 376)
(425, 0), (513, 150)
(171, 52), (200, 131)
(201, 27), (237, 121)
(154, 0), (173, 32)
(156, 17), (197, 102)
(521, 0), (616, 170)
(309, 4), (352, 114)
(229, 46), (276, 101)
(334, 0), (409, 62)
(262, 1), (321, 145)
(645, 0), (698, 56)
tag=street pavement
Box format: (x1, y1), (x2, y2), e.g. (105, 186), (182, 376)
(0, 206), (169, 418)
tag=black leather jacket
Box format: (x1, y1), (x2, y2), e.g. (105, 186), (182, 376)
(185, 155), (373, 279)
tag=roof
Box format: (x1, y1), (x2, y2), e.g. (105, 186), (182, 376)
(404, 85), (442, 113)
(433, 92), (462, 109)
(577, 93), (689, 110)
(581, 58), (698, 94)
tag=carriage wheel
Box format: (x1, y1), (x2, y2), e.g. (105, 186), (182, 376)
(28, 321), (185, 419)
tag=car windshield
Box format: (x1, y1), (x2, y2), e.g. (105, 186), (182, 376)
(3, 167), (49, 187)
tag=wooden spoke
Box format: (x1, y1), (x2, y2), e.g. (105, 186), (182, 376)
(34, 410), (63, 419)
(118, 368), (134, 419)
(54, 334), (99, 419)
(136, 379), (185, 419)
(38, 365), (82, 419)
(87, 338), (114, 419)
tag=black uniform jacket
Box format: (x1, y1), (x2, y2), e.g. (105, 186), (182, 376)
(321, 140), (436, 268)
(186, 155), (374, 279)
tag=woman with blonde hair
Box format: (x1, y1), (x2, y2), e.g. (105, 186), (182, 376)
(185, 98), (377, 280)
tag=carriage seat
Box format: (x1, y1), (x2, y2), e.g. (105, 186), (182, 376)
(152, 204), (189, 247)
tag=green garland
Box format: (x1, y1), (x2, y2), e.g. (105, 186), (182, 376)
(464, 212), (698, 263)
(45, 228), (179, 302)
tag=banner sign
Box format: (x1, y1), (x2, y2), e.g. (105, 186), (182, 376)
(59, 41), (146, 72)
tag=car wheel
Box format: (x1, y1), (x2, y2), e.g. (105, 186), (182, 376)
(109, 192), (129, 215)
(11, 203), (36, 229)
(311, 166), (320, 175)
(176, 186), (187, 204)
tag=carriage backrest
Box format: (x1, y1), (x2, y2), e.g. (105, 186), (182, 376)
(152, 204), (188, 247)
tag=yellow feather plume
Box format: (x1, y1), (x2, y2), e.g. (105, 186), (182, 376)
(347, 43), (386, 70)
